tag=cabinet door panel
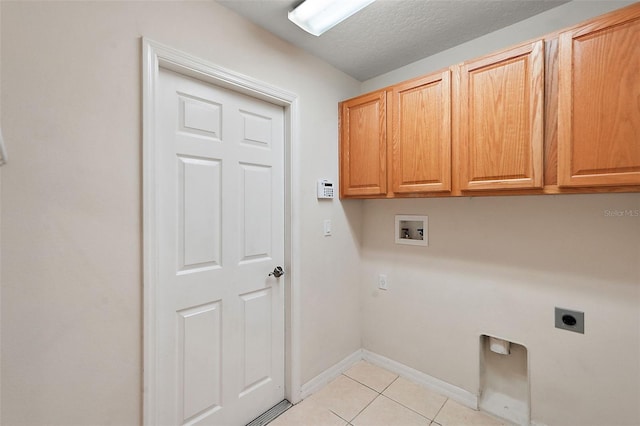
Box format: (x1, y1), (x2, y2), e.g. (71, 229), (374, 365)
(340, 91), (387, 197)
(558, 7), (640, 187)
(458, 40), (544, 191)
(392, 71), (451, 193)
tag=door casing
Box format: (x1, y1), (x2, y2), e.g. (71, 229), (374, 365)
(142, 38), (301, 425)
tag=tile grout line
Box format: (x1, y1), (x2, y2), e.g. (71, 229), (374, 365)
(328, 408), (351, 424)
(375, 374), (440, 424)
(340, 372), (393, 424)
(373, 362), (455, 424)
(342, 373), (436, 425)
(430, 397), (449, 424)
(380, 375), (399, 394)
(376, 393), (436, 424)
(319, 364), (503, 426)
(347, 393), (383, 424)
(340, 372), (385, 395)
(342, 371), (399, 395)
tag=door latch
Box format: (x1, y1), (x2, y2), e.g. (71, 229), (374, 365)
(269, 266), (284, 278)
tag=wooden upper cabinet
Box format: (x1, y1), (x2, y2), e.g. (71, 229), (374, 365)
(457, 40), (545, 191)
(557, 5), (640, 187)
(391, 70), (451, 194)
(339, 91), (387, 198)
(338, 4), (640, 199)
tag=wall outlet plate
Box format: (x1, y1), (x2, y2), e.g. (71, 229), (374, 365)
(555, 307), (584, 334)
(378, 274), (388, 290)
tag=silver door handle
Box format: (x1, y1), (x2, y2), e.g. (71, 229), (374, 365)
(269, 266), (284, 278)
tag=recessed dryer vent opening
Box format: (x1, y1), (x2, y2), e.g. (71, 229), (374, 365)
(479, 335), (530, 425)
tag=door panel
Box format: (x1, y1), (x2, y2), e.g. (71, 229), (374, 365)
(339, 91), (387, 197)
(180, 95), (222, 138)
(392, 71), (451, 193)
(457, 40), (544, 191)
(156, 68), (285, 425)
(558, 9), (640, 186)
(178, 302), (223, 423)
(177, 156), (222, 271)
(241, 111), (273, 147)
(239, 164), (272, 262)
(239, 288), (273, 395)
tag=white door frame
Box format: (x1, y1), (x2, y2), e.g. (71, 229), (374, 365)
(142, 38), (301, 425)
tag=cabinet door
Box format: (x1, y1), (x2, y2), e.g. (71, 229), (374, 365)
(457, 40), (544, 191)
(392, 70), (451, 194)
(339, 91), (387, 197)
(558, 6), (640, 187)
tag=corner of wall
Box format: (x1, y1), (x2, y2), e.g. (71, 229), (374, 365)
(0, 0), (4, 419)
(361, 0), (637, 92)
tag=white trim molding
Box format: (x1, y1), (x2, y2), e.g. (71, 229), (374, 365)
(363, 350), (478, 410)
(299, 349), (477, 411)
(142, 38), (301, 424)
(300, 350), (364, 400)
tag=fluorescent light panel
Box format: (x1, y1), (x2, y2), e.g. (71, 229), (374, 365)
(288, 0), (376, 36)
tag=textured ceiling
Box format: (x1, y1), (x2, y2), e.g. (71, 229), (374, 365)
(217, 0), (569, 81)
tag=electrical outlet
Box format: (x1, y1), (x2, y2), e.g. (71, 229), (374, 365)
(378, 274), (388, 290)
(555, 307), (584, 334)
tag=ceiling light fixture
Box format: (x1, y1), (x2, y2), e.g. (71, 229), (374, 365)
(288, 0), (376, 37)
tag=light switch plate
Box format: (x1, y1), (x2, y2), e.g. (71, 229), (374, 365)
(323, 219), (332, 236)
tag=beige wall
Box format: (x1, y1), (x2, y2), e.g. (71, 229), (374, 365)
(359, 2), (640, 425)
(2, 1), (639, 425)
(360, 195), (640, 425)
(363, 0), (637, 92)
(0, 1), (362, 424)
(0, 1), (3, 420)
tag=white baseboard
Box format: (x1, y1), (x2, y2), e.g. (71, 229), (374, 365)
(297, 349), (551, 425)
(299, 348), (477, 412)
(480, 389), (529, 425)
(362, 350), (478, 410)
(299, 349), (364, 400)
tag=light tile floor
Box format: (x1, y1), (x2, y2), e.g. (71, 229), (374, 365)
(270, 361), (511, 426)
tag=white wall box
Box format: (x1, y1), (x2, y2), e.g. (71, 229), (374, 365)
(395, 215), (428, 246)
(480, 335), (530, 425)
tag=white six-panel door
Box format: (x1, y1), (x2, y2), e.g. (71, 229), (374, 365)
(155, 68), (285, 425)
